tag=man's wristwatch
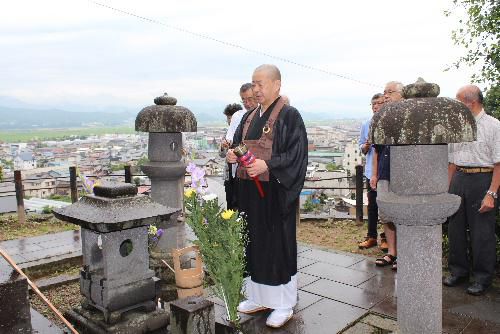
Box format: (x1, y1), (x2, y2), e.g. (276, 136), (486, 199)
(486, 190), (498, 199)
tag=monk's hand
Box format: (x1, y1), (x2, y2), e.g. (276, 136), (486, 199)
(479, 193), (495, 213)
(246, 159), (268, 178)
(226, 149), (237, 164)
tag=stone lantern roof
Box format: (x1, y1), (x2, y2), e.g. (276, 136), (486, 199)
(53, 182), (175, 232)
(370, 78), (477, 145)
(135, 93), (197, 133)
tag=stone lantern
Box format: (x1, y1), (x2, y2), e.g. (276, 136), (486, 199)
(370, 78), (476, 334)
(53, 182), (176, 332)
(135, 93), (197, 258)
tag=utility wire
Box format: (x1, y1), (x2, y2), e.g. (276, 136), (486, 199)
(88, 1), (380, 88)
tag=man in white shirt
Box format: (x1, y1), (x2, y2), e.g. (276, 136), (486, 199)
(444, 84), (500, 295)
(222, 83), (258, 209)
(225, 83), (258, 143)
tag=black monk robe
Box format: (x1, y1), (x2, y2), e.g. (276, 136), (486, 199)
(232, 99), (308, 286)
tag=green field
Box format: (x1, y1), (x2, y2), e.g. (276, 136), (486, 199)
(0, 126), (137, 142)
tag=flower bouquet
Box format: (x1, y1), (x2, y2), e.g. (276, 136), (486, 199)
(148, 225), (164, 251)
(184, 163), (248, 324)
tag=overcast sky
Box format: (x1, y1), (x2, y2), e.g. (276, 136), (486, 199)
(0, 0), (476, 119)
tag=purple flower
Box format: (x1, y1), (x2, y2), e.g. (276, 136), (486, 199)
(157, 229), (164, 237)
(203, 218), (208, 226)
(186, 162), (197, 173)
(152, 236), (158, 242)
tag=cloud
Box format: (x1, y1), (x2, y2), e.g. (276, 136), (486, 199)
(0, 0), (476, 118)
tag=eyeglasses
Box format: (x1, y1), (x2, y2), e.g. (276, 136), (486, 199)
(384, 90), (401, 95)
(371, 101), (384, 106)
(240, 97), (255, 103)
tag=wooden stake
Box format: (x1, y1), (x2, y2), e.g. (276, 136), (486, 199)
(161, 259), (176, 273)
(0, 247), (79, 334)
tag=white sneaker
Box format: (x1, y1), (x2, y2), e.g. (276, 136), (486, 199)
(237, 300), (269, 314)
(266, 308), (293, 328)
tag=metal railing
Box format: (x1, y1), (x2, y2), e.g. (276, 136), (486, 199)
(4, 164), (367, 224)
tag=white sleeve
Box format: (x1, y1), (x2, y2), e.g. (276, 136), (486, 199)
(225, 111), (244, 142)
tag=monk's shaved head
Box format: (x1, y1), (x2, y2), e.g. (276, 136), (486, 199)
(254, 64), (281, 81)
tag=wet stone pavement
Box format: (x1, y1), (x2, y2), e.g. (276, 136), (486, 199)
(210, 244), (500, 334)
(0, 229), (81, 269)
(1, 231), (499, 333)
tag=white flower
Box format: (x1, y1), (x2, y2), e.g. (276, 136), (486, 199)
(202, 193), (218, 202)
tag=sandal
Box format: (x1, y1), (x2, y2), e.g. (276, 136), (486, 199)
(392, 259), (397, 271)
(375, 254), (396, 267)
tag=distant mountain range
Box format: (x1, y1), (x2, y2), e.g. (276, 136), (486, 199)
(0, 96), (362, 130)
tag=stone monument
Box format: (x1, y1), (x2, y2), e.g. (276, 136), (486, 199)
(54, 182), (176, 333)
(370, 78), (476, 334)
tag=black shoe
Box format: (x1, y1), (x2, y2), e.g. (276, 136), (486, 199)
(443, 275), (468, 287)
(466, 282), (489, 296)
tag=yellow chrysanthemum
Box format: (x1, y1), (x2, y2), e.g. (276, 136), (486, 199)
(221, 209), (235, 220)
(184, 188), (196, 198)
(148, 225), (158, 235)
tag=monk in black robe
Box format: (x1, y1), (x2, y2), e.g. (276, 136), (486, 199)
(227, 64), (308, 328)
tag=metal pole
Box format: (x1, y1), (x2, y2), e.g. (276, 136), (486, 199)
(14, 170), (26, 224)
(69, 166), (78, 203)
(124, 165), (132, 184)
(355, 165), (363, 224)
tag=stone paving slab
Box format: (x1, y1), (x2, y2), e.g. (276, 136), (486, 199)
(448, 300), (500, 324)
(299, 248), (363, 267)
(442, 311), (473, 334)
(302, 278), (385, 310)
(300, 262), (375, 286)
(31, 307), (64, 333)
(296, 298), (367, 334)
(0, 230), (81, 267)
(296, 290), (322, 312)
(297, 272), (320, 289)
(461, 319), (500, 334)
(357, 273), (396, 297)
(297, 256), (317, 270)
(371, 296), (397, 319)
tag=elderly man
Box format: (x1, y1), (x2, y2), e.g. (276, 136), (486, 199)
(222, 84), (259, 209)
(227, 64), (308, 328)
(371, 81), (404, 270)
(358, 93), (386, 250)
(444, 85), (500, 295)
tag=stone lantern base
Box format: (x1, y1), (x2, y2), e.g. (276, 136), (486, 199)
(65, 305), (169, 334)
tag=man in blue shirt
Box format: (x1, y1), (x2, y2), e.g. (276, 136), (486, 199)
(358, 93), (387, 250)
(371, 81), (404, 270)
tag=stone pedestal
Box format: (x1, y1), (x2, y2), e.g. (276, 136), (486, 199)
(397, 224), (442, 333)
(170, 296), (215, 334)
(377, 145), (461, 334)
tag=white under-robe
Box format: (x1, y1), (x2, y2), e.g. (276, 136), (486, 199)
(244, 274), (297, 310)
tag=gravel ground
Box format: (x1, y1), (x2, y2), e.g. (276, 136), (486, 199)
(30, 281), (82, 330)
(297, 219), (386, 257)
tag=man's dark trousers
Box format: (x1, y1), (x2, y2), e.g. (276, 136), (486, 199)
(448, 171), (497, 285)
(367, 180), (378, 239)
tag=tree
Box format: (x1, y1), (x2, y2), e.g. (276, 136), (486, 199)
(445, 0), (499, 86)
(133, 177), (141, 186)
(484, 84), (500, 120)
(326, 162), (338, 171)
